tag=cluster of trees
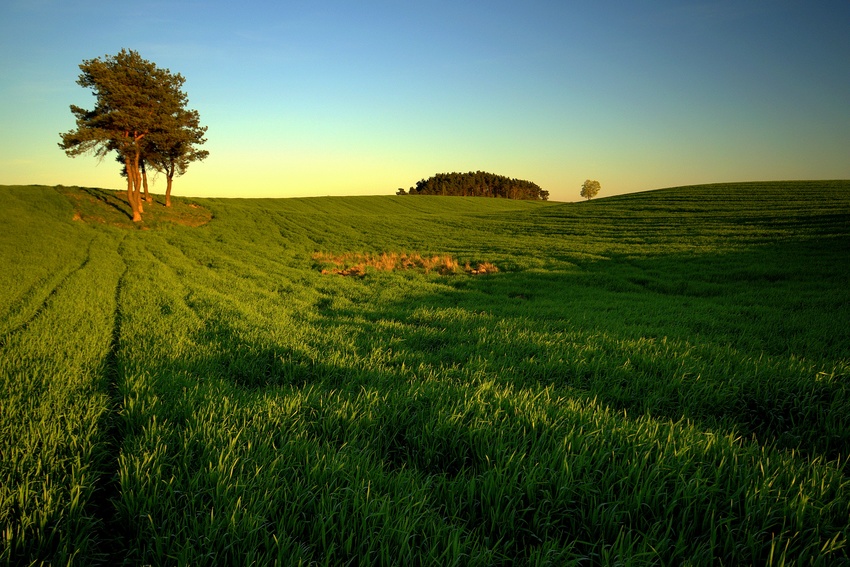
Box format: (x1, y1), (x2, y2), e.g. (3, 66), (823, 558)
(398, 171), (549, 200)
(59, 49), (208, 222)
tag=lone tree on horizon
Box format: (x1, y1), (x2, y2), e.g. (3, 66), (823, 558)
(59, 49), (207, 221)
(581, 179), (601, 200)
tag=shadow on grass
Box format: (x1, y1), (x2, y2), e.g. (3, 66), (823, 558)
(57, 186), (213, 229)
(80, 187), (134, 221)
(108, 244), (848, 564)
(135, 235), (849, 461)
(302, 236), (850, 460)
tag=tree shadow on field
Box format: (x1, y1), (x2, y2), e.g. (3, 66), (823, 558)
(57, 186), (212, 228)
(106, 233), (850, 565)
(148, 313), (501, 483)
(149, 236), (848, 461)
(121, 318), (600, 562)
(311, 236), (850, 460)
(80, 187), (134, 220)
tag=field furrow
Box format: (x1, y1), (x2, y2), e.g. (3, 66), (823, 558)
(85, 233), (130, 563)
(0, 232), (96, 342)
(0, 231), (125, 564)
(0, 186), (97, 338)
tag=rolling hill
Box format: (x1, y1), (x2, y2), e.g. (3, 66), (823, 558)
(1, 180), (849, 565)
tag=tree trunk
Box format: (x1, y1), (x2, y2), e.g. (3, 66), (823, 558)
(124, 155), (142, 222)
(141, 160), (152, 203)
(165, 175), (174, 207)
(132, 151), (144, 216)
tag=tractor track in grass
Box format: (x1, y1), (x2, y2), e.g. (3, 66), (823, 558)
(0, 234), (96, 347)
(88, 233), (130, 565)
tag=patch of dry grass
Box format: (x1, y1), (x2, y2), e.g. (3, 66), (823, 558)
(312, 251), (498, 276)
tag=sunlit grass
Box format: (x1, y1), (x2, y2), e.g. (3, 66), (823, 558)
(1, 181), (849, 565)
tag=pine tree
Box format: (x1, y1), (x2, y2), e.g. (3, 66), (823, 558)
(145, 108), (208, 207)
(59, 49), (206, 221)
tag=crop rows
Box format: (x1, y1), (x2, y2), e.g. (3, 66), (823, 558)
(1, 181), (849, 565)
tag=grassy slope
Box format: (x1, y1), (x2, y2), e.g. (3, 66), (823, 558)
(1, 181), (849, 565)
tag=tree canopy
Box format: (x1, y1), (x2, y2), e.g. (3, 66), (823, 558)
(405, 171), (548, 200)
(144, 106), (208, 207)
(59, 49), (207, 221)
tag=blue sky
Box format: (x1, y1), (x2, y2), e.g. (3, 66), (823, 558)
(1, 1), (848, 201)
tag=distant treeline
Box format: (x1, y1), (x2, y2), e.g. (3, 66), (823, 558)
(399, 171), (549, 200)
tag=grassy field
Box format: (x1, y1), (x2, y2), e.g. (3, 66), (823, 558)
(1, 181), (848, 565)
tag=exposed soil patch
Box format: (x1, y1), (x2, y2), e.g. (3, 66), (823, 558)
(313, 251), (498, 277)
(58, 186), (212, 229)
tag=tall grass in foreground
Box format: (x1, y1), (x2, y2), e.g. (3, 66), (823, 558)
(0, 198), (125, 563)
(1, 181), (849, 565)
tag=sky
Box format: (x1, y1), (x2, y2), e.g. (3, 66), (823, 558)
(1, 1), (848, 202)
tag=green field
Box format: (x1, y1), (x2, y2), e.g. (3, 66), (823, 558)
(1, 181), (849, 565)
